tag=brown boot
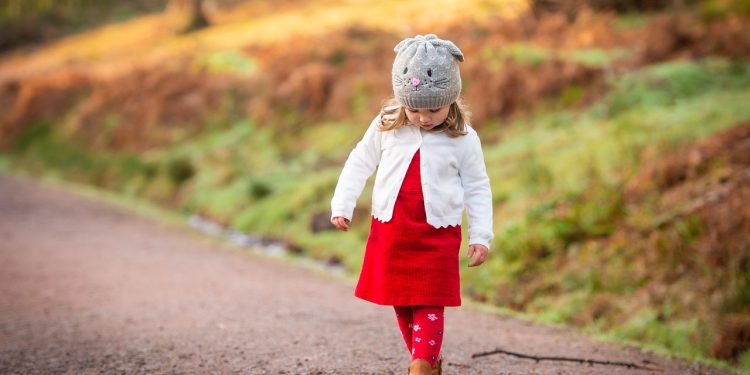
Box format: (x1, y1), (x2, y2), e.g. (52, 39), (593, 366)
(409, 358), (443, 375)
(408, 359), (432, 375)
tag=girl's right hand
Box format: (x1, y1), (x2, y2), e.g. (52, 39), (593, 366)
(331, 216), (351, 231)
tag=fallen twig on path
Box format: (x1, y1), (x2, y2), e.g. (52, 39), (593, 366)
(472, 347), (665, 372)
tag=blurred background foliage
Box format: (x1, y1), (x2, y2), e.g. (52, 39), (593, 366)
(1, 0), (750, 372)
(0, 0), (166, 51)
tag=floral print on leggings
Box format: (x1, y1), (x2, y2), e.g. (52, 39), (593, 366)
(394, 306), (444, 366)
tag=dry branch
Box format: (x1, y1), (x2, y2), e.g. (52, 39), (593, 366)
(472, 347), (665, 372)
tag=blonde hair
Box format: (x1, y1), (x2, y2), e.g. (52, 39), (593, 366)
(378, 98), (470, 138)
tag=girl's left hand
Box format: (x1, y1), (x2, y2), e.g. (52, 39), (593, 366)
(467, 244), (488, 267)
(331, 216), (350, 231)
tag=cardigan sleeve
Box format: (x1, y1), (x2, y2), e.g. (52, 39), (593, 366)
(330, 116), (383, 221)
(458, 127), (494, 249)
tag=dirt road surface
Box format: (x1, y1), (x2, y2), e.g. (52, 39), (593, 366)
(0, 175), (732, 374)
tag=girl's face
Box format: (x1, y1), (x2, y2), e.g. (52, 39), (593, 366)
(405, 105), (450, 131)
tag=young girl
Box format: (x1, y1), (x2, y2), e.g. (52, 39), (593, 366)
(330, 34), (493, 375)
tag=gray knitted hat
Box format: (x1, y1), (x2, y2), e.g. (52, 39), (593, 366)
(392, 34), (464, 109)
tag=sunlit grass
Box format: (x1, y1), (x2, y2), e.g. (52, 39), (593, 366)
(191, 0), (526, 48)
(0, 0), (526, 81)
(0, 13), (169, 80)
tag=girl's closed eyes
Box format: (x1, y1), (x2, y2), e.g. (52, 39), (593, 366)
(407, 108), (442, 113)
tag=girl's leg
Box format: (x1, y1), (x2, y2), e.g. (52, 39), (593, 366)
(410, 306), (445, 366)
(393, 305), (414, 352)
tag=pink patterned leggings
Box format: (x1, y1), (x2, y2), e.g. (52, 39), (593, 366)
(393, 306), (445, 366)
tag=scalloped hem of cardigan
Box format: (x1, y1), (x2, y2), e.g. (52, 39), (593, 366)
(371, 213), (461, 229)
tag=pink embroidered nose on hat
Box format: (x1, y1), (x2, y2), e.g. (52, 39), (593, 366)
(391, 34), (464, 109)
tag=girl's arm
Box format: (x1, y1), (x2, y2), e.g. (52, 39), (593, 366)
(330, 116), (383, 224)
(459, 129), (494, 251)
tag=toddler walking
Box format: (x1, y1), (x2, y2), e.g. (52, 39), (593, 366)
(330, 34), (493, 375)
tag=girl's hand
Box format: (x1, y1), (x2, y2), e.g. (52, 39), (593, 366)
(331, 216), (351, 232)
(467, 244), (488, 267)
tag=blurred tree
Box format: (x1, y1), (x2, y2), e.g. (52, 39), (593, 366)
(167, 0), (209, 33)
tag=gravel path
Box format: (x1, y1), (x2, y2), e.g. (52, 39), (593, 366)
(0, 174), (732, 374)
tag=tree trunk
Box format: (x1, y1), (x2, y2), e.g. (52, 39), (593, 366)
(168, 0), (209, 33)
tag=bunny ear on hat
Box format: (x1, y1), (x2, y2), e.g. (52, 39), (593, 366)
(434, 39), (464, 62)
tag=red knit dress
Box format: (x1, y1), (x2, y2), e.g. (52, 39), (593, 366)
(355, 150), (462, 306)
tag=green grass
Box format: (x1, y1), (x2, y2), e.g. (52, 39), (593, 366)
(481, 42), (634, 71)
(0, 155), (9, 172)
(194, 49), (258, 76)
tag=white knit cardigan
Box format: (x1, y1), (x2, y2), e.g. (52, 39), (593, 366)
(330, 115), (494, 249)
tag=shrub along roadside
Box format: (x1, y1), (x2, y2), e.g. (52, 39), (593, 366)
(463, 58), (750, 369)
